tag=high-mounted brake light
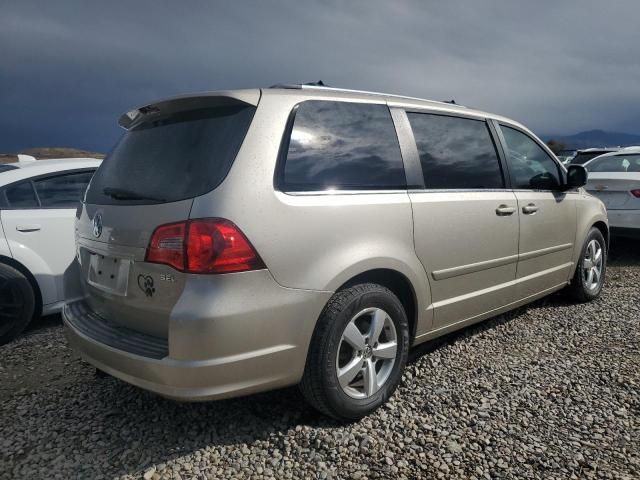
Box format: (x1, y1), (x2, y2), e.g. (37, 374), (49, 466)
(145, 219), (265, 274)
(630, 189), (640, 198)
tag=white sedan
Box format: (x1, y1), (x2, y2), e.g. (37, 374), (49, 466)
(0, 156), (101, 344)
(584, 147), (640, 239)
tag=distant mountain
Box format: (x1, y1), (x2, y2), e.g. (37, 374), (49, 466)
(0, 147), (104, 164)
(544, 130), (640, 150)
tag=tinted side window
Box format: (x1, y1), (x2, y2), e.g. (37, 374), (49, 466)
(282, 101), (405, 191)
(500, 126), (561, 190)
(406, 113), (504, 189)
(4, 181), (38, 208)
(35, 171), (94, 208)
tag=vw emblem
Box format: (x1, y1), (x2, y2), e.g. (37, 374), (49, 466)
(92, 213), (103, 238)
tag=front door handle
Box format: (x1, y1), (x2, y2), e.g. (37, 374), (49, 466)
(495, 205), (516, 216)
(522, 203), (539, 214)
(16, 224), (41, 232)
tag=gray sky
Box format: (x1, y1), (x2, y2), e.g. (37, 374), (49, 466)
(1, 0), (638, 153)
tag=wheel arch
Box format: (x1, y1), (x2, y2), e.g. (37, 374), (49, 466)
(592, 220), (609, 249)
(337, 268), (419, 344)
(0, 255), (43, 319)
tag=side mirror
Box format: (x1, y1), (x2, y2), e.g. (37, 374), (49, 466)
(565, 165), (587, 190)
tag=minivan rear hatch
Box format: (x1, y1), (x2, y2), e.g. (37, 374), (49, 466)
(76, 91), (259, 338)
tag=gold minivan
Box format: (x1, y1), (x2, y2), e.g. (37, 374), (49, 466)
(64, 84), (608, 420)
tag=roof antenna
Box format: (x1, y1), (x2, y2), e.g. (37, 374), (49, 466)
(444, 99), (456, 104)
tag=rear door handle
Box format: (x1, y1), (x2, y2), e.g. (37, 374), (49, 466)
(16, 224), (41, 232)
(495, 205), (516, 216)
(522, 203), (539, 214)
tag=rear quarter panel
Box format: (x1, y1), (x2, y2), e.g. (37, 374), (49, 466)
(0, 217), (10, 257)
(189, 90), (434, 335)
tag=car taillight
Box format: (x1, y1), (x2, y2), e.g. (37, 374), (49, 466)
(146, 222), (186, 271)
(146, 219), (265, 274)
(186, 219), (265, 273)
(631, 189), (640, 198)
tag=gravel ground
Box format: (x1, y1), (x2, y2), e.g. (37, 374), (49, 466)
(1, 239), (639, 480)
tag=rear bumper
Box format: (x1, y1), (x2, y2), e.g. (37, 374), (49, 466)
(63, 270), (332, 401)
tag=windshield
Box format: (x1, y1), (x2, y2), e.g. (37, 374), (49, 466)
(86, 105), (255, 205)
(588, 154), (640, 172)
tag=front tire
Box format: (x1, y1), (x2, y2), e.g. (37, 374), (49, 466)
(0, 263), (35, 345)
(300, 283), (409, 421)
(567, 227), (607, 302)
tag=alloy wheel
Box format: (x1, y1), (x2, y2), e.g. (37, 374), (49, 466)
(582, 239), (603, 291)
(336, 307), (398, 399)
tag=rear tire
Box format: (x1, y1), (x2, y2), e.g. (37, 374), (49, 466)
(300, 283), (409, 421)
(0, 263), (35, 345)
(566, 227), (607, 302)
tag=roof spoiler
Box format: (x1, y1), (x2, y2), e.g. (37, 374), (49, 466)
(118, 89), (260, 130)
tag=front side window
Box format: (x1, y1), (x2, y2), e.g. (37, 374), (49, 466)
(282, 101), (406, 191)
(500, 125), (561, 190)
(35, 171), (95, 208)
(3, 181), (38, 208)
(407, 113), (504, 189)
(588, 154), (640, 172)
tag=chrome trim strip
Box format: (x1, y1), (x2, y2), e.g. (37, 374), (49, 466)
(431, 243), (573, 281)
(285, 188), (578, 196)
(430, 262), (573, 308)
(283, 189), (408, 196)
(518, 243), (573, 261)
(432, 254), (519, 280)
(409, 188), (514, 194)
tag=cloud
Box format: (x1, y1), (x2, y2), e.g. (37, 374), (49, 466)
(1, 0), (638, 152)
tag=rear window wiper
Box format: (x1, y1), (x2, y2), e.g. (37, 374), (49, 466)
(103, 187), (166, 202)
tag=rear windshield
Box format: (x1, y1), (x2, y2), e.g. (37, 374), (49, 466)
(86, 106), (255, 205)
(588, 154), (640, 172)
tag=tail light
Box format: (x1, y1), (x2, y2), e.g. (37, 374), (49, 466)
(146, 219), (265, 274)
(631, 189), (640, 198)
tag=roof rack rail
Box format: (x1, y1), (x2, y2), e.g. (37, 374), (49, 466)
(269, 83), (301, 89)
(268, 83), (465, 108)
(269, 80), (328, 89)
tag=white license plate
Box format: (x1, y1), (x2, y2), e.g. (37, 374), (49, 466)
(87, 253), (130, 296)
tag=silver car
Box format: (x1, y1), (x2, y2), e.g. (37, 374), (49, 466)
(584, 147), (640, 239)
(64, 85), (608, 420)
